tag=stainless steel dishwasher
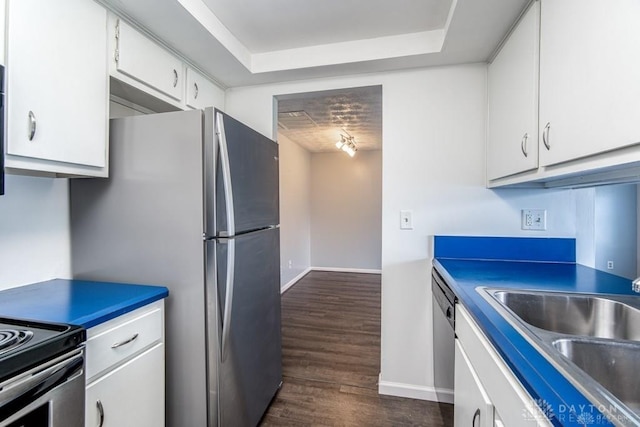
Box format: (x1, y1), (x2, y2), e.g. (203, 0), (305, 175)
(431, 267), (456, 402)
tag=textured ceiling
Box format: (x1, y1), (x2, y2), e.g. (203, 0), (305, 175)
(277, 86), (382, 153)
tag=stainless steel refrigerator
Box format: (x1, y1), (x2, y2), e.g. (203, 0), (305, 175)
(70, 108), (282, 427)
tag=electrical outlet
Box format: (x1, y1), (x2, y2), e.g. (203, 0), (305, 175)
(607, 261), (614, 270)
(288, 260), (292, 269)
(521, 209), (547, 230)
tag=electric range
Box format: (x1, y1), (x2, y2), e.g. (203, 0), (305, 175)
(0, 318), (85, 383)
(0, 318), (86, 427)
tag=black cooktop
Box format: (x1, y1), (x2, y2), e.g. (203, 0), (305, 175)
(0, 317), (85, 383)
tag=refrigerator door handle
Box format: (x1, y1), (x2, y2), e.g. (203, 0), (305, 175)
(221, 238), (235, 363)
(215, 112), (236, 237)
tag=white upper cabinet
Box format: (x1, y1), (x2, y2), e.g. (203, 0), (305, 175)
(6, 0), (108, 176)
(108, 16), (224, 113)
(487, 1), (540, 180)
(115, 19), (184, 102)
(185, 67), (224, 110)
(539, 0), (640, 167)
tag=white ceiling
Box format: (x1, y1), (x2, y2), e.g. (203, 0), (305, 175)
(277, 86), (382, 153)
(99, 0), (527, 152)
(200, 0), (454, 53)
(99, 0), (529, 87)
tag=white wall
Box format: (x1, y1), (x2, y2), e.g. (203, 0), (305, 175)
(575, 187), (596, 267)
(0, 0), (5, 66)
(225, 64), (581, 400)
(310, 150), (382, 271)
(109, 100), (147, 118)
(574, 185), (637, 279)
(594, 185), (637, 279)
(0, 175), (71, 290)
(278, 133), (312, 290)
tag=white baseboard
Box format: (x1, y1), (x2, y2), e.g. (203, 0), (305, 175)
(280, 267), (312, 294)
(378, 375), (454, 404)
(311, 266), (382, 274)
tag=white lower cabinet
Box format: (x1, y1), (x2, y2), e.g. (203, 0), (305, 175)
(454, 340), (493, 427)
(85, 345), (164, 427)
(84, 301), (165, 427)
(455, 304), (550, 426)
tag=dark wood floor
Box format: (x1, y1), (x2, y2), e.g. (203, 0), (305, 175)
(261, 271), (453, 426)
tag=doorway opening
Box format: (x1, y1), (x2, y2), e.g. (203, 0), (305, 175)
(274, 85), (383, 290)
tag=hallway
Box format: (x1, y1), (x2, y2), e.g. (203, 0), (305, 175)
(261, 271), (453, 426)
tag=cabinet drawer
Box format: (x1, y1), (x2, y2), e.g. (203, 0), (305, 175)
(116, 20), (183, 101)
(86, 306), (162, 381)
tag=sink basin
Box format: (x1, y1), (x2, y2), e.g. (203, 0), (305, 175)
(553, 338), (640, 415)
(483, 288), (640, 425)
(493, 290), (640, 340)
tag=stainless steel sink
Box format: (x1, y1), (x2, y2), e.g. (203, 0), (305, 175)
(553, 338), (640, 415)
(482, 288), (640, 426)
(493, 290), (640, 340)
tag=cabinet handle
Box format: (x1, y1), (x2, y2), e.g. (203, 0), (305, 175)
(173, 69), (179, 87)
(472, 408), (480, 427)
(28, 111), (37, 141)
(521, 132), (529, 157)
(111, 333), (139, 349)
(97, 400), (105, 427)
(194, 82), (199, 99)
(542, 122), (551, 150)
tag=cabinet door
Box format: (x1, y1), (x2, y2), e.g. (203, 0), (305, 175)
(185, 68), (224, 110)
(487, 1), (540, 180)
(454, 340), (494, 427)
(85, 344), (165, 427)
(116, 20), (184, 102)
(6, 0), (108, 168)
(539, 0), (640, 166)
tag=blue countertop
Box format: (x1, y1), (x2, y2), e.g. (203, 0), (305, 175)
(433, 236), (636, 427)
(0, 279), (169, 329)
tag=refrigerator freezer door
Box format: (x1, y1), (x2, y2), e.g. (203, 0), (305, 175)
(212, 109), (279, 236)
(206, 227), (282, 426)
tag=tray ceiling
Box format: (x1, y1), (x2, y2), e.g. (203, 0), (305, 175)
(200, 0), (454, 53)
(98, 0), (529, 87)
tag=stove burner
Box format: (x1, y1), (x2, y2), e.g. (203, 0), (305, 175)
(0, 329), (34, 355)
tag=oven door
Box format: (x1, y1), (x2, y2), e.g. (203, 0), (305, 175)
(0, 349), (85, 427)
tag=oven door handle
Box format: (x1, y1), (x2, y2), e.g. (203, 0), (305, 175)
(0, 353), (84, 422)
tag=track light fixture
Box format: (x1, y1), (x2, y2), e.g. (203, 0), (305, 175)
(335, 133), (358, 157)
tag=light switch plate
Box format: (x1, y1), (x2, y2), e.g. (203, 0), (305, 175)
(521, 209), (546, 230)
(400, 210), (413, 230)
